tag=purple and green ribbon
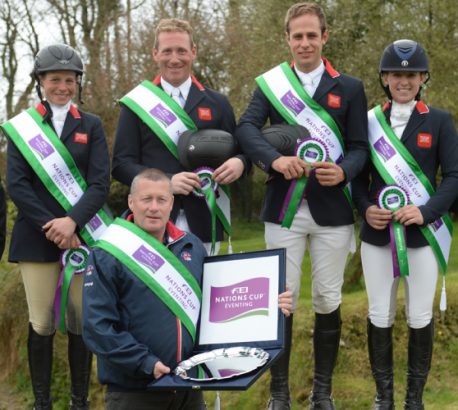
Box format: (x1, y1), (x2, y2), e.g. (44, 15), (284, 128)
(280, 138), (329, 229)
(193, 167), (218, 255)
(377, 185), (410, 278)
(55, 245), (90, 332)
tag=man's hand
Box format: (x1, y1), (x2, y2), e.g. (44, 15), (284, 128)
(393, 204), (424, 226)
(212, 158), (244, 184)
(311, 162), (346, 186)
(154, 361), (171, 379)
(366, 205), (392, 230)
(171, 172), (201, 195)
(278, 285), (293, 317)
(271, 157), (310, 180)
(43, 216), (77, 247)
(58, 233), (81, 250)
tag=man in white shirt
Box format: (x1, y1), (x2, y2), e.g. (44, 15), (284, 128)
(112, 18), (251, 255)
(235, 3), (369, 409)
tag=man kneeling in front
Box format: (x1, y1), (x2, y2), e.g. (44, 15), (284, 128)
(82, 168), (292, 410)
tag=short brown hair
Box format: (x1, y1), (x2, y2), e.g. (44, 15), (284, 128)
(130, 168), (173, 198)
(285, 3), (327, 35)
(154, 18), (194, 50)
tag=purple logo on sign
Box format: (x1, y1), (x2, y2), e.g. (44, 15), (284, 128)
(374, 136), (396, 162)
(280, 90), (305, 116)
(149, 103), (177, 128)
(28, 134), (55, 160)
(88, 215), (103, 232)
(209, 277), (269, 323)
(305, 149), (318, 159)
(132, 245), (165, 274)
(387, 196), (399, 205)
(71, 253), (83, 264)
(335, 154), (343, 165)
(432, 219), (443, 232)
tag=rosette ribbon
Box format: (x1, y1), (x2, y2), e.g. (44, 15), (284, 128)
(377, 185), (410, 278)
(280, 138), (329, 229)
(54, 245), (90, 332)
(193, 167), (218, 255)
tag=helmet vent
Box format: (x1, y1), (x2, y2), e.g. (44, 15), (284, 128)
(394, 45), (417, 60)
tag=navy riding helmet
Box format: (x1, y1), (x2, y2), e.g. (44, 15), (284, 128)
(379, 39), (430, 100)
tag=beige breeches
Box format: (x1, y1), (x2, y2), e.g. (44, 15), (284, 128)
(19, 261), (84, 336)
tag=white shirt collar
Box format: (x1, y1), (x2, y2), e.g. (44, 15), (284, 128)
(47, 100), (71, 121)
(294, 60), (325, 86)
(161, 76), (192, 101)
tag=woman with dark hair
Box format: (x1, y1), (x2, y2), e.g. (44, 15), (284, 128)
(1, 44), (111, 410)
(353, 40), (458, 410)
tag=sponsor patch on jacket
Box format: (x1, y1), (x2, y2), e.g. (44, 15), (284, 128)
(181, 252), (192, 261)
(86, 265), (93, 275)
(417, 133), (432, 148)
(198, 108), (212, 120)
(328, 94), (341, 108)
(75, 133), (88, 143)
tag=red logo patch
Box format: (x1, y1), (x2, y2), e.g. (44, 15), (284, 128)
(328, 94), (341, 108)
(198, 108), (212, 120)
(417, 134), (432, 148)
(75, 133), (88, 144)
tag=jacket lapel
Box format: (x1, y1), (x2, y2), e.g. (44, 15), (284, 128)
(313, 70), (338, 104)
(184, 82), (205, 114)
(400, 103), (427, 144)
(60, 112), (81, 143)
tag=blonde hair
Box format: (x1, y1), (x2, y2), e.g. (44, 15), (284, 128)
(285, 3), (327, 35)
(154, 18), (194, 50)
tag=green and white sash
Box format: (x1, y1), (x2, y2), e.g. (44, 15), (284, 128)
(1, 107), (113, 247)
(368, 105), (453, 274)
(256, 62), (352, 207)
(119, 81), (231, 237)
(95, 218), (202, 341)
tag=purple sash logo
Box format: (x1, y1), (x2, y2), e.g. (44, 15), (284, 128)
(335, 154), (343, 165)
(87, 215), (103, 233)
(28, 134), (55, 160)
(132, 245), (165, 274)
(374, 136), (396, 162)
(432, 218), (443, 232)
(209, 277), (269, 323)
(149, 103), (177, 128)
(280, 90), (305, 117)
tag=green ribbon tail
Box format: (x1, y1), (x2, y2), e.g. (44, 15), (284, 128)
(203, 187), (217, 255)
(57, 262), (77, 332)
(281, 174), (308, 229)
(393, 220), (409, 278)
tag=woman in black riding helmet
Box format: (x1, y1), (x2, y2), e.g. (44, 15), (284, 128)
(1, 44), (111, 410)
(353, 40), (458, 410)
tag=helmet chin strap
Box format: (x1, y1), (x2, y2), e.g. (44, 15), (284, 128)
(77, 75), (84, 105)
(415, 72), (430, 101)
(34, 73), (53, 123)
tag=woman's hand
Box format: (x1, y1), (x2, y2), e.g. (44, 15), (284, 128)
(43, 216), (78, 247)
(366, 205), (392, 230)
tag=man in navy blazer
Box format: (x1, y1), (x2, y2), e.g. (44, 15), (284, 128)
(234, 3), (368, 410)
(112, 18), (250, 254)
(0, 173), (6, 260)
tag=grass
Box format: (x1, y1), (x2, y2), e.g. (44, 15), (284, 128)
(1, 214), (458, 409)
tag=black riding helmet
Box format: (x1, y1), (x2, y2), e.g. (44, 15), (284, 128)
(34, 44), (84, 121)
(177, 129), (240, 171)
(379, 39), (430, 101)
(261, 124), (311, 156)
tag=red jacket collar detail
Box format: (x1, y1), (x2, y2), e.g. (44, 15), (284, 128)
(126, 214), (185, 242)
(166, 220), (186, 241)
(382, 101), (390, 112)
(322, 58), (339, 78)
(35, 102), (81, 119)
(290, 58), (339, 78)
(416, 100), (429, 114)
(152, 74), (204, 91)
